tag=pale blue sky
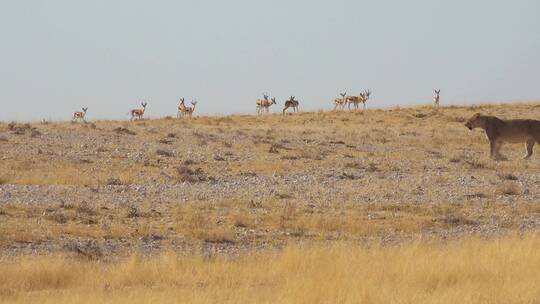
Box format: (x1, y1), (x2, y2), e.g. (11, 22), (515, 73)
(1, 0), (539, 121)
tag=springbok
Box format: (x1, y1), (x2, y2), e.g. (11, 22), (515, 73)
(256, 95), (276, 115)
(361, 89), (371, 110)
(130, 102), (147, 121)
(283, 96), (299, 115)
(184, 99), (198, 118)
(347, 90), (371, 111)
(346, 94), (363, 110)
(334, 92), (347, 111)
(72, 107), (88, 122)
(177, 98), (187, 118)
(433, 89), (441, 107)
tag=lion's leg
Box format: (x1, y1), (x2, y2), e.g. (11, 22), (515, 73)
(524, 140), (535, 159)
(489, 140), (497, 159)
(490, 140), (504, 160)
(494, 141), (507, 160)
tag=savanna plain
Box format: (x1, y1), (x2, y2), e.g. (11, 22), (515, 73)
(1, 103), (540, 303)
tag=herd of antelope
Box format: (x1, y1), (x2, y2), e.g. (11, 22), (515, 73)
(255, 95), (300, 116)
(71, 89), (442, 122)
(332, 90), (372, 111)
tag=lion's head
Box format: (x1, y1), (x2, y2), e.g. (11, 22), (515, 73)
(465, 113), (486, 130)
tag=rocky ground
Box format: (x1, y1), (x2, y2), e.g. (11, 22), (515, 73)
(2, 103), (540, 259)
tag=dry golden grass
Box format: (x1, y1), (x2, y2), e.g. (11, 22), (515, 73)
(1, 234), (540, 303)
(3, 196), (537, 248)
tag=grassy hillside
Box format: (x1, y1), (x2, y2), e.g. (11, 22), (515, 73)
(1, 102), (540, 302)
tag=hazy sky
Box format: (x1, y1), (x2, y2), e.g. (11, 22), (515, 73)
(1, 0), (539, 121)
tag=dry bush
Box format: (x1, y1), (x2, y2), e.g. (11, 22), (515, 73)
(233, 213), (256, 228)
(498, 173), (518, 181)
(76, 201), (97, 216)
(106, 178), (123, 186)
(466, 159), (487, 169)
(176, 166), (209, 183)
(156, 149), (174, 157)
(188, 228), (236, 244)
(63, 240), (103, 261)
(112, 127), (135, 135)
(496, 181), (522, 196)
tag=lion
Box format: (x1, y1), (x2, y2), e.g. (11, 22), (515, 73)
(465, 113), (540, 160)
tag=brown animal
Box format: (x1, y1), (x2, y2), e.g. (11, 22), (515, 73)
(177, 98), (187, 118)
(72, 107), (88, 122)
(184, 100), (197, 118)
(346, 90), (371, 111)
(283, 96), (299, 115)
(465, 113), (540, 160)
(130, 102), (147, 121)
(256, 95), (276, 115)
(333, 92), (347, 111)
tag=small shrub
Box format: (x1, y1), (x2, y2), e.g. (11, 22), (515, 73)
(106, 178), (123, 186)
(183, 159), (198, 166)
(412, 112), (428, 118)
(46, 213), (68, 224)
(157, 149), (174, 157)
(497, 182), (521, 196)
(466, 159), (486, 169)
(440, 214), (478, 226)
(158, 138), (173, 145)
(448, 156), (461, 163)
(64, 240), (103, 261)
(366, 162), (379, 172)
(176, 166), (208, 183)
(499, 173), (518, 181)
(127, 205), (140, 218)
(112, 127), (136, 135)
(268, 145), (279, 153)
(76, 201), (97, 216)
(213, 154), (225, 161)
(276, 193), (295, 199)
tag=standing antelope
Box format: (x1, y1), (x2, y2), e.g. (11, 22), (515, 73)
(72, 107), (88, 122)
(433, 89), (441, 107)
(361, 89), (371, 110)
(346, 94), (363, 110)
(283, 96), (299, 115)
(130, 102), (147, 121)
(177, 98), (187, 118)
(184, 99), (198, 118)
(256, 94), (276, 115)
(347, 89), (371, 111)
(333, 92), (347, 111)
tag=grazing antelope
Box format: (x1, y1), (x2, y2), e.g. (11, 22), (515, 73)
(256, 94), (276, 115)
(283, 96), (299, 115)
(130, 102), (147, 121)
(72, 107), (88, 122)
(184, 99), (198, 118)
(433, 89), (441, 107)
(333, 92), (347, 111)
